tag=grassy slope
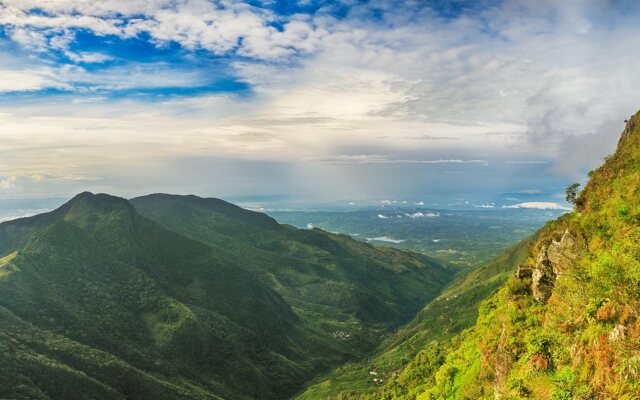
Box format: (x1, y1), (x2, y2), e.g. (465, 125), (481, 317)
(131, 194), (452, 352)
(296, 235), (534, 399)
(334, 109), (640, 399)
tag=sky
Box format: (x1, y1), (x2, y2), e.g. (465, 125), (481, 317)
(1, 0), (639, 208)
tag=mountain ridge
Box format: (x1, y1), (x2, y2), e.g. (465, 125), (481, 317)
(0, 191), (452, 400)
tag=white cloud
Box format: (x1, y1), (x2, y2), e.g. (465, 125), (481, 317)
(0, 209), (50, 223)
(0, 176), (17, 190)
(0, 67), (60, 92)
(0, 0), (322, 60)
(405, 212), (439, 218)
(65, 51), (113, 64)
(366, 236), (405, 244)
(506, 161), (549, 164)
(0, 1), (638, 197)
(503, 202), (571, 211)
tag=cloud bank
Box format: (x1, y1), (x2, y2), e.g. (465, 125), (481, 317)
(503, 202), (571, 211)
(0, 1), (639, 198)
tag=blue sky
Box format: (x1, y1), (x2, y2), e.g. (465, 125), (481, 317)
(1, 0), (639, 208)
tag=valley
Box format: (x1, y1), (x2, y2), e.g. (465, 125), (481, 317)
(1, 112), (639, 399)
(0, 192), (452, 400)
(268, 208), (564, 268)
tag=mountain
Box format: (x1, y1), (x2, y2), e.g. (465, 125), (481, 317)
(0, 192), (451, 400)
(131, 194), (451, 343)
(296, 235), (534, 399)
(319, 111), (640, 399)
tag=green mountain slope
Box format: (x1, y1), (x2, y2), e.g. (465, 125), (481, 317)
(0, 192), (320, 399)
(0, 192), (452, 400)
(295, 235), (534, 399)
(131, 194), (452, 347)
(327, 110), (640, 399)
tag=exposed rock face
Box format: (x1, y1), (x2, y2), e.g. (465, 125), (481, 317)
(515, 264), (533, 278)
(532, 230), (584, 303)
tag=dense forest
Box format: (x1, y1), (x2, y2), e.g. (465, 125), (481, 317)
(0, 191), (450, 400)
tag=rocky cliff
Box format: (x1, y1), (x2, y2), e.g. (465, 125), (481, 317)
(529, 229), (586, 303)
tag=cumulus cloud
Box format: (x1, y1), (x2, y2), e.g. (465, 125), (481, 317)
(0, 176), (17, 191)
(0, 0), (322, 60)
(503, 202), (571, 211)
(0, 0), (639, 197)
(65, 51), (113, 64)
(405, 212), (439, 218)
(366, 236), (405, 244)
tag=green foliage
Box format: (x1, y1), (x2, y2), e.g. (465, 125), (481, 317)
(318, 109), (640, 399)
(296, 236), (534, 399)
(565, 183), (581, 205)
(0, 192), (452, 400)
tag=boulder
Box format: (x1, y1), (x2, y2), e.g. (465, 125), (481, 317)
(531, 230), (584, 303)
(515, 264), (533, 279)
(546, 230), (582, 274)
(532, 244), (556, 302)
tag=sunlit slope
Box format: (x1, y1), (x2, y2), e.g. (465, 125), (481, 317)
(296, 236), (533, 399)
(331, 110), (640, 399)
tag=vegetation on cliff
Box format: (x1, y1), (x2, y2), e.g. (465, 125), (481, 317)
(319, 110), (640, 399)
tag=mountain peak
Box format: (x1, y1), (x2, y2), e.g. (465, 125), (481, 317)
(66, 191), (129, 207)
(131, 193), (281, 230)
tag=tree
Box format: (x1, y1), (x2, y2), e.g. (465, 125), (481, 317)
(565, 183), (580, 205)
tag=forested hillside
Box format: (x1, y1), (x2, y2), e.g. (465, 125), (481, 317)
(0, 192), (450, 400)
(132, 194), (451, 348)
(320, 111), (640, 399)
(296, 236), (534, 399)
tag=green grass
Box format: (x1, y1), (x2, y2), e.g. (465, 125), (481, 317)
(319, 109), (640, 399)
(0, 251), (18, 279)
